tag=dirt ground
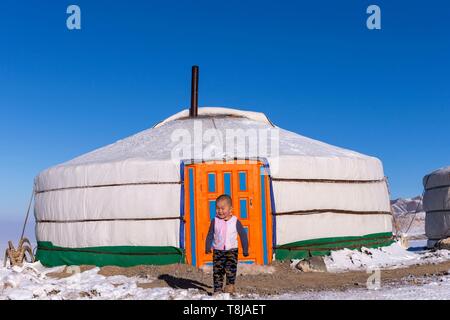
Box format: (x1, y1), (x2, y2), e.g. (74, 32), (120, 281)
(47, 259), (450, 296)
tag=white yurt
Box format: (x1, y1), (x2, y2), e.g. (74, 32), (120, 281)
(34, 106), (393, 267)
(34, 67), (393, 267)
(423, 166), (450, 248)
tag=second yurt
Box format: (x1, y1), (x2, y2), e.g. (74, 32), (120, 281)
(423, 166), (450, 248)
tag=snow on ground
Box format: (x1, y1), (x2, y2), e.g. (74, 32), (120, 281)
(321, 242), (450, 272)
(1, 259), (450, 300)
(0, 261), (225, 300)
(2, 242), (450, 300)
(272, 274), (450, 300)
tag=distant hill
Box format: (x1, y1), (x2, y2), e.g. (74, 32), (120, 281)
(390, 196), (425, 237)
(391, 196), (423, 215)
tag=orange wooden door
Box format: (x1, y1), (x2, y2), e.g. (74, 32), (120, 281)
(184, 160), (272, 267)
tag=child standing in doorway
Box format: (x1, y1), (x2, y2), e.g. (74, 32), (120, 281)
(205, 194), (249, 294)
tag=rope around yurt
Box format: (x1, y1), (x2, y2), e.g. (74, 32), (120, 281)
(403, 190), (425, 235)
(384, 177), (401, 236)
(386, 176), (410, 248)
(403, 174), (430, 236)
(392, 174), (430, 249)
(3, 187), (36, 267)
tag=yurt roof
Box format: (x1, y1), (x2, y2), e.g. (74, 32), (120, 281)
(153, 107), (273, 128)
(64, 107), (369, 165)
(424, 166), (450, 190)
(35, 107), (384, 192)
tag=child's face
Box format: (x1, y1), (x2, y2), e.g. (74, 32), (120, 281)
(216, 199), (232, 220)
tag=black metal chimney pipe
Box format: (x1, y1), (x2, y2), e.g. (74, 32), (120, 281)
(190, 65), (199, 117)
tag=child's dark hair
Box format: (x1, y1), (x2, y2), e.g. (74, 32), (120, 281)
(216, 194), (232, 206)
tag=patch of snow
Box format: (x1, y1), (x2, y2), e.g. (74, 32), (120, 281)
(321, 242), (450, 272)
(0, 261), (234, 300)
(408, 239), (428, 250)
(2, 258), (450, 300)
(271, 274), (450, 300)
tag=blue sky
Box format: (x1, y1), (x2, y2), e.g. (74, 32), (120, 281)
(0, 1), (449, 222)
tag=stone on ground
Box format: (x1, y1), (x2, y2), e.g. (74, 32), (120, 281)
(295, 256), (328, 273)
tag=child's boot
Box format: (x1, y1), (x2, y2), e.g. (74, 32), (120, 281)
(224, 284), (236, 294)
(212, 291), (222, 296)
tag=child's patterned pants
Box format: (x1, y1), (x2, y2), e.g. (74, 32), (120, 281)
(212, 249), (238, 292)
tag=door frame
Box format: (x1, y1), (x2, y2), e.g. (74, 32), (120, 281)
(180, 158), (275, 267)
